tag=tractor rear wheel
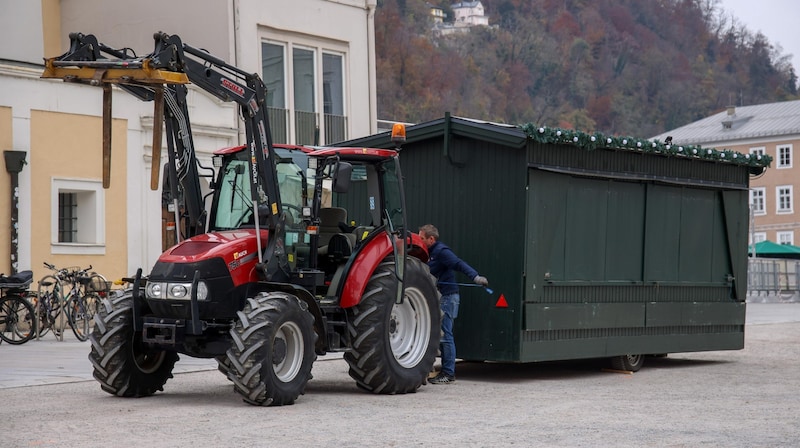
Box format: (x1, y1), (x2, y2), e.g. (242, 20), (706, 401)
(89, 290), (178, 397)
(226, 292), (316, 406)
(344, 256), (440, 394)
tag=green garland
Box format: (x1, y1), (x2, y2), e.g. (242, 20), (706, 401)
(520, 123), (772, 168)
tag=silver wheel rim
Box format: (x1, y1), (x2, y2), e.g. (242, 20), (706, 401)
(390, 287), (432, 368)
(626, 354), (643, 366)
(133, 331), (167, 374)
(273, 321), (304, 382)
(134, 350), (166, 374)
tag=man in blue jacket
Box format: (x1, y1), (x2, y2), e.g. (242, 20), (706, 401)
(418, 224), (488, 384)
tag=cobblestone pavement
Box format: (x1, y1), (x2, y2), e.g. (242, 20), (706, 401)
(1, 303), (798, 447)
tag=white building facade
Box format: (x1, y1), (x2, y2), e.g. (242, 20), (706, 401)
(0, 0), (377, 279)
(451, 1), (489, 26)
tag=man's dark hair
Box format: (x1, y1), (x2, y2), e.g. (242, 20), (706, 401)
(419, 224), (439, 240)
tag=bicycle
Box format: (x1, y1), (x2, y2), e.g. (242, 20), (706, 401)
(36, 262), (70, 340)
(0, 270), (37, 345)
(61, 266), (108, 341)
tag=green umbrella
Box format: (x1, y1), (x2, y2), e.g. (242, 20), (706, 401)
(750, 240), (800, 259)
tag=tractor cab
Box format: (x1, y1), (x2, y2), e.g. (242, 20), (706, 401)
(208, 142), (413, 293)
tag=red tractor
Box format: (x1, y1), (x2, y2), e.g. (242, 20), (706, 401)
(43, 32), (440, 405)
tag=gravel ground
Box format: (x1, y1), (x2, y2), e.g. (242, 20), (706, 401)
(2, 318), (798, 447)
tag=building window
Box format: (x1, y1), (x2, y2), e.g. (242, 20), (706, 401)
(777, 145), (792, 169)
(323, 52), (346, 143)
(750, 187), (766, 215)
(777, 231), (794, 245)
(293, 47), (317, 145)
(51, 178), (105, 255)
(261, 37), (347, 146)
(750, 147), (765, 159)
(748, 232), (767, 250)
(58, 192), (78, 242)
(777, 185), (793, 214)
(262, 42), (288, 144)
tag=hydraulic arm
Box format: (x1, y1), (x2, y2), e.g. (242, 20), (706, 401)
(43, 32), (283, 264)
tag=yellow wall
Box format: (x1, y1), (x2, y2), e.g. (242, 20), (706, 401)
(30, 110), (128, 281)
(0, 106), (12, 274)
(41, 0), (62, 58)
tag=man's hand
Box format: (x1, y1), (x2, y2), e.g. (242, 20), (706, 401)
(473, 275), (489, 286)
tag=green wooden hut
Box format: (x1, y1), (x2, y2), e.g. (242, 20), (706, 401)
(336, 114), (770, 367)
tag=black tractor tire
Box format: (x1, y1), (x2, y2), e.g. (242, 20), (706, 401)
(89, 290), (178, 397)
(344, 256), (440, 394)
(216, 355), (233, 377)
(610, 354), (645, 372)
(226, 292), (316, 406)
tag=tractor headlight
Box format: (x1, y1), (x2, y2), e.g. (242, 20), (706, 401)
(196, 281), (209, 301)
(170, 284), (188, 298)
(146, 281), (209, 301)
(146, 282), (163, 299)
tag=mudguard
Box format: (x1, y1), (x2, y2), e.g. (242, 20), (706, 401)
(338, 231), (428, 308)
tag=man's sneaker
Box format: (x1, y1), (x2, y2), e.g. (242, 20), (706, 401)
(429, 373), (455, 384)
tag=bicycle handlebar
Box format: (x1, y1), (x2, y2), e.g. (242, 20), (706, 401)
(42, 262), (95, 281)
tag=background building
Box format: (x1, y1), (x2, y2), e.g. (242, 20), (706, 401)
(654, 100), (800, 248)
(0, 0), (377, 279)
(451, 1), (489, 26)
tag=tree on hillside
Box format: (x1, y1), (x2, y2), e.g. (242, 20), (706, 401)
(375, 0), (799, 136)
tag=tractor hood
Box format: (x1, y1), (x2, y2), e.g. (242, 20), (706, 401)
(156, 229), (267, 284)
(161, 229), (265, 262)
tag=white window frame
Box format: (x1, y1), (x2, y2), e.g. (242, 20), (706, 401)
(51, 178), (106, 255)
(322, 51), (346, 116)
(260, 30), (349, 145)
(292, 44), (317, 114)
(777, 231), (794, 246)
(750, 147), (765, 159)
(322, 50), (347, 144)
(750, 187), (766, 216)
(752, 232), (767, 244)
(776, 185), (793, 214)
(262, 40), (287, 109)
(777, 144), (793, 169)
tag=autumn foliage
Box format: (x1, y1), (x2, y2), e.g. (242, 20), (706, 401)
(375, 0), (799, 136)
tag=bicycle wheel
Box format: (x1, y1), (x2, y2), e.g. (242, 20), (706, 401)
(88, 273), (110, 299)
(0, 295), (36, 344)
(37, 275), (63, 338)
(31, 295), (51, 338)
(67, 293), (99, 342)
(18, 291), (39, 339)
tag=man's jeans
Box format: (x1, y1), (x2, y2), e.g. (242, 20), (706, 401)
(439, 293), (460, 377)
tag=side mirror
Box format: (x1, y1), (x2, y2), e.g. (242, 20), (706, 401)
(332, 162), (352, 193)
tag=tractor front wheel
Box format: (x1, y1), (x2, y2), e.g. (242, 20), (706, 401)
(226, 292), (316, 406)
(89, 290), (178, 397)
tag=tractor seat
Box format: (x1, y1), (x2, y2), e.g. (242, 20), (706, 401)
(324, 233), (353, 263)
(317, 207), (356, 258)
